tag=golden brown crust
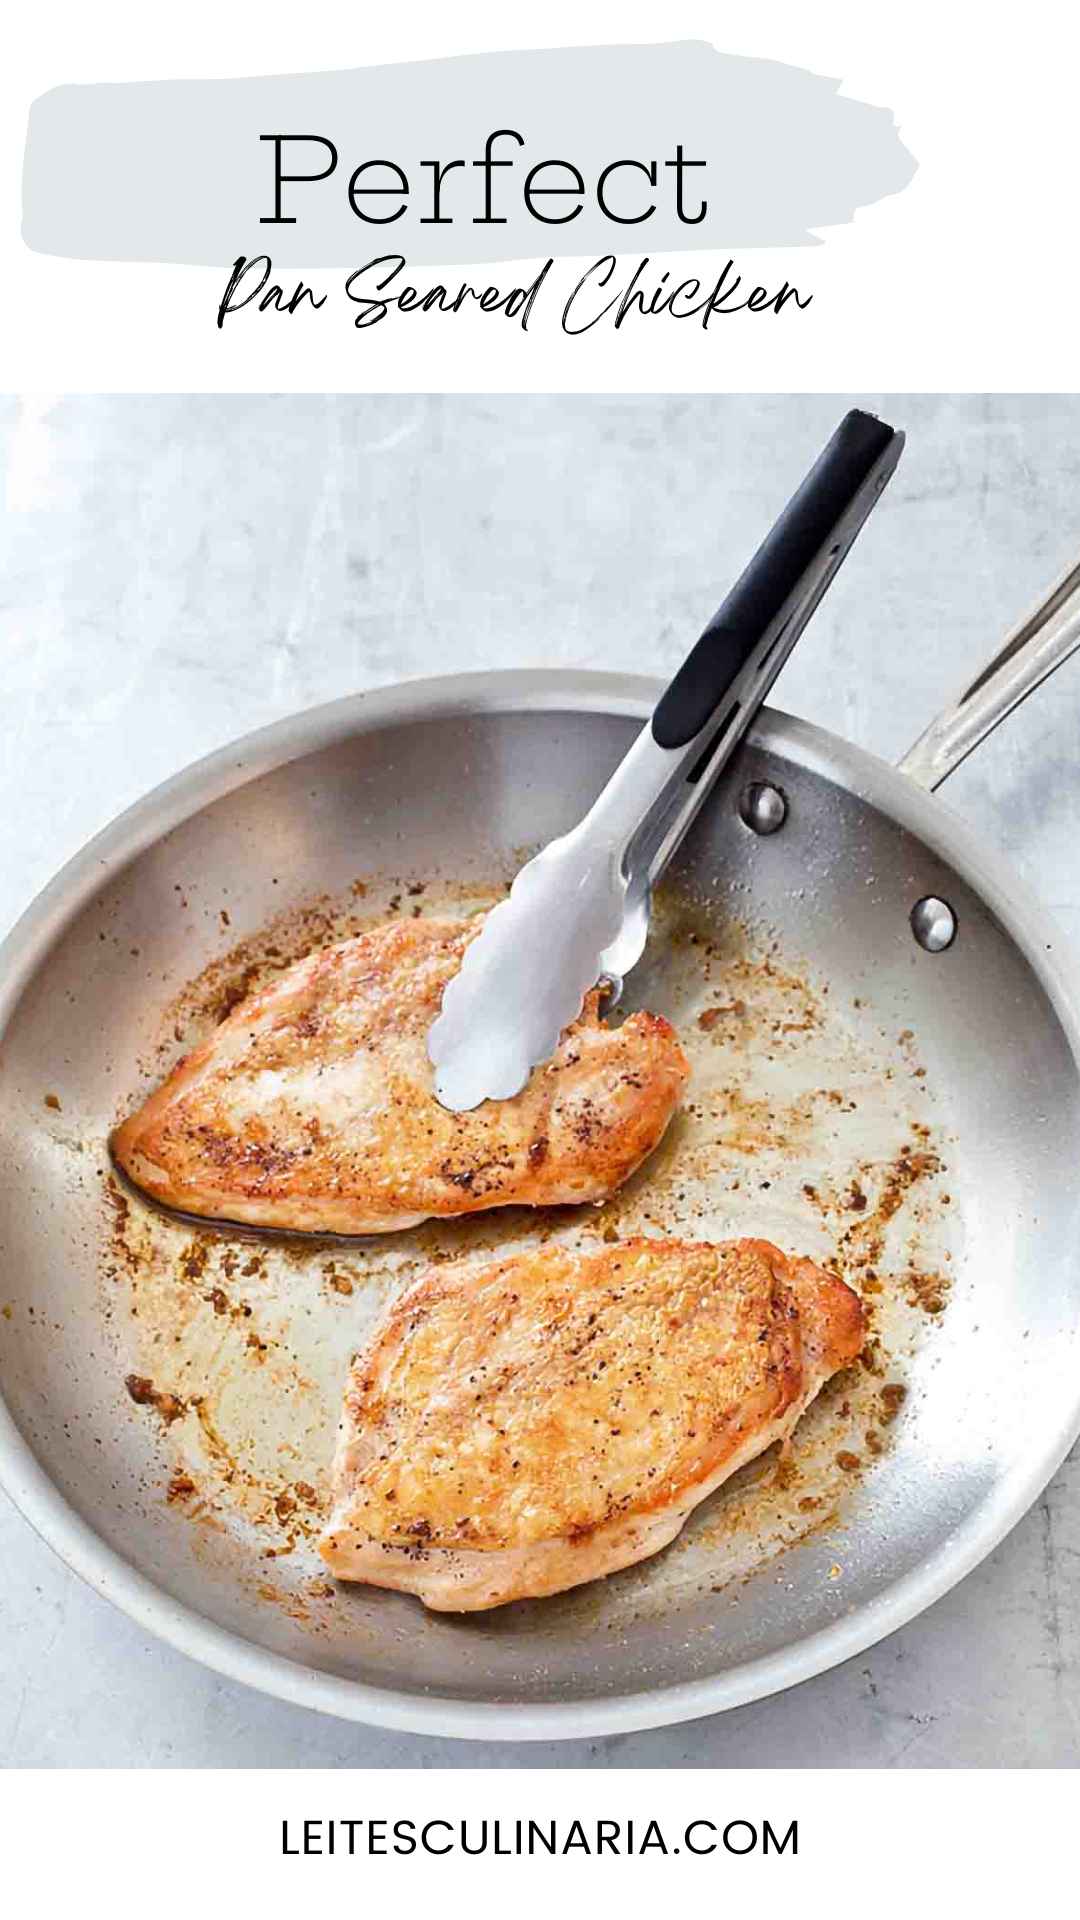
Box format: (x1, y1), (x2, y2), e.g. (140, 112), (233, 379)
(318, 1236), (865, 1607)
(111, 918), (689, 1234)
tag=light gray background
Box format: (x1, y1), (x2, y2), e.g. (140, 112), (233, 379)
(2, 393), (1078, 1767)
(22, 44), (913, 266)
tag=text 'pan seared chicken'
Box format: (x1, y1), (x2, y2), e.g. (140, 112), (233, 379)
(318, 1236), (865, 1610)
(111, 918), (689, 1234)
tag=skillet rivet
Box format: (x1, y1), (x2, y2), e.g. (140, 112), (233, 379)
(911, 896), (957, 953)
(739, 783), (787, 836)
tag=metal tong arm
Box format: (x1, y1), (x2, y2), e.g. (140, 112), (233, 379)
(581, 410), (905, 890)
(899, 550), (1080, 791)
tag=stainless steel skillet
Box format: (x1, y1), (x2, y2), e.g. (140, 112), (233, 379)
(1, 558), (1080, 1742)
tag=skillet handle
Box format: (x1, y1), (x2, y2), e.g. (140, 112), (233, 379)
(899, 551), (1080, 790)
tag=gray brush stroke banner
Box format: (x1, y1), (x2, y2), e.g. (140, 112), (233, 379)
(22, 42), (916, 267)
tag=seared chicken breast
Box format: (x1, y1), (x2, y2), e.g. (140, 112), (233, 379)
(318, 1236), (865, 1609)
(111, 918), (688, 1234)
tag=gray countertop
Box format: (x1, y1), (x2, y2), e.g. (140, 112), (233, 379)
(2, 392), (1079, 1768)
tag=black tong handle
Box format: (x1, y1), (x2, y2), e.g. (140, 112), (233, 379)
(653, 410), (903, 750)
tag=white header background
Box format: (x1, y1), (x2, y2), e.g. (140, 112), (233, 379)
(1, 0), (1078, 392)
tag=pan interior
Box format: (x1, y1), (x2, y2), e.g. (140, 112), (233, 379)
(1, 698), (1078, 1718)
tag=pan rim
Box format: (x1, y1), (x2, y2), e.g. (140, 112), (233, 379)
(2, 666), (1080, 1744)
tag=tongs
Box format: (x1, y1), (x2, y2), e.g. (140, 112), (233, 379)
(429, 409), (904, 1110)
